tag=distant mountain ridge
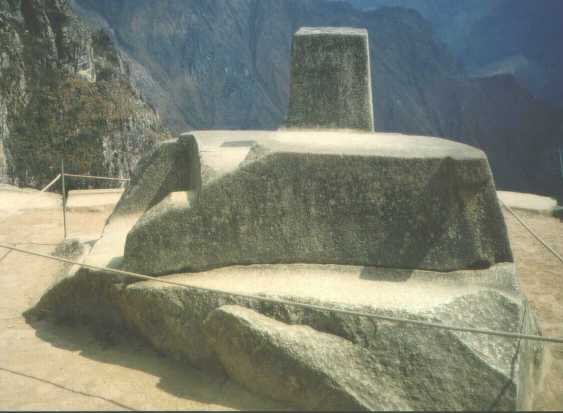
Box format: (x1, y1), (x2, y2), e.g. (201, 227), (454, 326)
(72, 0), (563, 201)
(345, 0), (563, 107)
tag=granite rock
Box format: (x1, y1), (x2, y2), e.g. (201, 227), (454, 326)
(111, 134), (201, 218)
(123, 130), (513, 275)
(116, 263), (542, 411)
(204, 305), (409, 411)
(285, 27), (374, 131)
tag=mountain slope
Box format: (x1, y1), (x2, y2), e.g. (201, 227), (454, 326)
(72, 0), (461, 133)
(72, 0), (563, 200)
(0, 0), (163, 189)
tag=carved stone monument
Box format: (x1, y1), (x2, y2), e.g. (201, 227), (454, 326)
(285, 27), (374, 131)
(31, 26), (544, 411)
(122, 26), (510, 275)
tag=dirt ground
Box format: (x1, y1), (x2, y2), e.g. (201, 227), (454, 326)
(502, 209), (563, 410)
(0, 194), (561, 410)
(0, 202), (285, 411)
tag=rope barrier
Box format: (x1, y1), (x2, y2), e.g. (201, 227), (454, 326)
(499, 199), (563, 265)
(1, 242), (562, 344)
(40, 174), (62, 192)
(1, 171), (561, 344)
(0, 249), (12, 263)
(63, 173), (130, 182)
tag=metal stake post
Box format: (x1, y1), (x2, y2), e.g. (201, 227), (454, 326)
(61, 159), (67, 239)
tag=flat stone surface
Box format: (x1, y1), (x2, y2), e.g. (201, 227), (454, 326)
(187, 129), (485, 160)
(66, 188), (125, 211)
(124, 130), (512, 275)
(498, 190), (558, 216)
(285, 27), (374, 131)
(149, 263), (514, 313)
(0, 184), (61, 220)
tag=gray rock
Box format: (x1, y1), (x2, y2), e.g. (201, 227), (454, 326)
(27, 234), (128, 328)
(203, 305), (410, 411)
(285, 27), (374, 131)
(123, 130), (512, 275)
(182, 130), (265, 183)
(53, 238), (86, 258)
(30, 252), (543, 410)
(111, 134), (201, 218)
(27, 133), (203, 328)
(115, 263), (542, 411)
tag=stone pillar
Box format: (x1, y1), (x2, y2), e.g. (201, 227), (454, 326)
(285, 27), (374, 132)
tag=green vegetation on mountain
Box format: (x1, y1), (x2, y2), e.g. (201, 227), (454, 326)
(0, 0), (163, 189)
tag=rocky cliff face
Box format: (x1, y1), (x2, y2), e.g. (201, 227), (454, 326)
(0, 0), (162, 189)
(72, 0), (563, 201)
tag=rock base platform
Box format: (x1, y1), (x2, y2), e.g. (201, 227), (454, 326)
(31, 256), (544, 410)
(27, 130), (544, 411)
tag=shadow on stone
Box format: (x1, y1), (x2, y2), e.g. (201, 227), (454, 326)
(21, 314), (287, 411)
(359, 267), (414, 282)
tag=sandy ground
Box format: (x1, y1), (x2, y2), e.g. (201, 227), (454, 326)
(0, 187), (561, 410)
(502, 209), (563, 410)
(0, 192), (284, 411)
